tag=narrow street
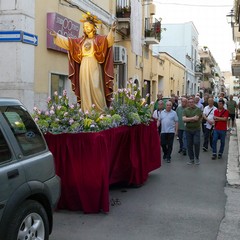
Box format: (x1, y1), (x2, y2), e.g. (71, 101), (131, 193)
(50, 134), (229, 240)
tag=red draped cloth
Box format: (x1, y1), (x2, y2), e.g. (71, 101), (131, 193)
(45, 121), (161, 213)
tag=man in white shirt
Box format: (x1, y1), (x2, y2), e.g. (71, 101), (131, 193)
(202, 97), (217, 151)
(157, 101), (178, 163)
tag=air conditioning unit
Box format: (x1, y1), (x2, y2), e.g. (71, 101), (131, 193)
(114, 46), (127, 64)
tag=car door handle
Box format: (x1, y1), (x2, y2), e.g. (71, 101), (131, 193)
(7, 169), (19, 179)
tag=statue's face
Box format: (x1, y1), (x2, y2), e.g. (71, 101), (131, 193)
(83, 22), (95, 35)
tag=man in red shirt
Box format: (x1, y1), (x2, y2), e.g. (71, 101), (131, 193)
(212, 99), (229, 160)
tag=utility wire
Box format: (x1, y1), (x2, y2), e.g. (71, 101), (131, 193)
(152, 1), (232, 8)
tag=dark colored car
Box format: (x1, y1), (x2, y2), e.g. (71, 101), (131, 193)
(0, 98), (60, 240)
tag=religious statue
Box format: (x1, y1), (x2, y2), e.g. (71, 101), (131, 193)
(49, 12), (116, 112)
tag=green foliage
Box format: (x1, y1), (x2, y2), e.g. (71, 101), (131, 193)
(33, 82), (153, 134)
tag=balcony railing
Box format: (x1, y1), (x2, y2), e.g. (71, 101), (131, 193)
(116, 0), (131, 18)
(144, 18), (161, 45)
(232, 59), (240, 76)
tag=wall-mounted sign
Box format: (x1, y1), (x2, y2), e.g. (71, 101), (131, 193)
(0, 30), (38, 46)
(47, 12), (80, 53)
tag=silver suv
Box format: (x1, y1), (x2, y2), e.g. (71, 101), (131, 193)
(0, 98), (60, 240)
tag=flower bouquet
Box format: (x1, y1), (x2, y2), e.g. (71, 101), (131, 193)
(33, 81), (154, 134)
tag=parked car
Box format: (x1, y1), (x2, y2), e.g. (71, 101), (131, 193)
(0, 98), (60, 240)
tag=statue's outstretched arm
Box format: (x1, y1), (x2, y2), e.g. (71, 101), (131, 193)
(48, 29), (69, 50)
(107, 21), (117, 48)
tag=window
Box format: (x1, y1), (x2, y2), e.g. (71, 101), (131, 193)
(1, 106), (46, 156)
(0, 129), (11, 163)
(51, 73), (68, 97)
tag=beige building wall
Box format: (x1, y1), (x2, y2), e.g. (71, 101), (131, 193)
(34, 0), (119, 108)
(34, 0), (186, 108)
(155, 53), (185, 97)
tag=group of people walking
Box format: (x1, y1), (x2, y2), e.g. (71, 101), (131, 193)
(153, 92), (238, 165)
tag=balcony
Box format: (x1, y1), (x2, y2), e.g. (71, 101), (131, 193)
(236, 49), (240, 61)
(116, 0), (131, 18)
(232, 60), (240, 76)
(144, 18), (161, 45)
(116, 0), (131, 36)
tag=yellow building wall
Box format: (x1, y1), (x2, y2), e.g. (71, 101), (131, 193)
(35, 0), (119, 95)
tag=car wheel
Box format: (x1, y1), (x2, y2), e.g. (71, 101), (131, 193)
(6, 200), (49, 240)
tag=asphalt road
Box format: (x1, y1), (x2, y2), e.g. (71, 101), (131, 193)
(50, 133), (229, 240)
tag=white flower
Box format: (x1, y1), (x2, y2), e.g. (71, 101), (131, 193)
(69, 119), (74, 125)
(50, 110), (55, 115)
(144, 81), (147, 85)
(34, 118), (38, 122)
(47, 97), (51, 103)
(37, 110), (41, 115)
(33, 106), (38, 111)
(59, 96), (62, 99)
(70, 104), (74, 109)
(54, 91), (58, 96)
(145, 104), (148, 107)
(64, 112), (68, 117)
(45, 111), (50, 116)
(92, 104), (95, 108)
(146, 93), (150, 97)
(57, 106), (62, 110)
(99, 114), (104, 119)
(150, 101), (154, 105)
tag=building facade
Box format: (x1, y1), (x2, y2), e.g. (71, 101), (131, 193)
(152, 22), (199, 96)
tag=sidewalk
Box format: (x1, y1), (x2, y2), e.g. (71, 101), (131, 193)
(217, 119), (240, 239)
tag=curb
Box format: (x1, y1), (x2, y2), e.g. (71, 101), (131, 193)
(217, 119), (240, 239)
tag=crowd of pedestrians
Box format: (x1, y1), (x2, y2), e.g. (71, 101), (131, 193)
(154, 92), (239, 165)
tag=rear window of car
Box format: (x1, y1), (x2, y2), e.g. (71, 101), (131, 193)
(0, 128), (12, 163)
(0, 105), (46, 156)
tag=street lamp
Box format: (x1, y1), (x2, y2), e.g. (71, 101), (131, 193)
(226, 9), (235, 27)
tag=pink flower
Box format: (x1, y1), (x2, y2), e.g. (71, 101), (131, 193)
(37, 110), (41, 115)
(85, 110), (89, 115)
(63, 90), (67, 96)
(34, 118), (38, 122)
(50, 110), (55, 115)
(92, 104), (95, 108)
(45, 111), (50, 116)
(70, 104), (75, 109)
(47, 97), (51, 103)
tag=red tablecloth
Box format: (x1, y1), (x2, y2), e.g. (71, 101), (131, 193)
(44, 121), (161, 213)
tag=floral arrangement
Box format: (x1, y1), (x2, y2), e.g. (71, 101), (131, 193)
(32, 81), (154, 134)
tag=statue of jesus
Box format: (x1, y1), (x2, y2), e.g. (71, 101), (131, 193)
(49, 12), (116, 112)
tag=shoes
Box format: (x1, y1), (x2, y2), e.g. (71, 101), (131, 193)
(212, 154), (217, 160)
(163, 154), (166, 160)
(195, 159), (200, 165)
(218, 154), (222, 159)
(187, 160), (194, 165)
(178, 149), (182, 153)
(176, 137), (179, 140)
(167, 159), (171, 163)
(202, 147), (207, 152)
(182, 150), (187, 156)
